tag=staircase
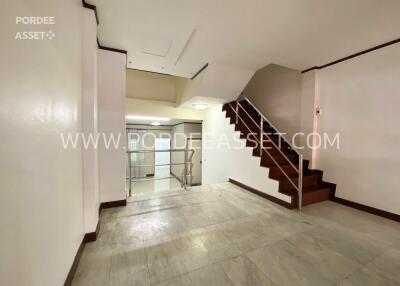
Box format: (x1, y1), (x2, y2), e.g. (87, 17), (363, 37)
(222, 98), (336, 209)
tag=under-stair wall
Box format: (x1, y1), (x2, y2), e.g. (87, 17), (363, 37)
(202, 105), (292, 205)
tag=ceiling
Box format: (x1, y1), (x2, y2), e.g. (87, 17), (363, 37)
(88, 0), (400, 78)
(126, 118), (202, 126)
(126, 69), (181, 103)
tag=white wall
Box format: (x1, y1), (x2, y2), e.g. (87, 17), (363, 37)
(202, 106), (291, 203)
(171, 123), (202, 183)
(300, 70), (319, 164)
(126, 125), (172, 176)
(171, 124), (187, 178)
(126, 97), (204, 120)
(316, 44), (400, 215)
(242, 64), (302, 144)
(126, 69), (180, 103)
(177, 64), (255, 109)
(82, 9), (99, 233)
(98, 50), (127, 202)
(0, 0), (84, 285)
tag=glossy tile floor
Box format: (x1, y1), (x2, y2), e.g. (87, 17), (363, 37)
(73, 183), (400, 286)
(127, 166), (182, 196)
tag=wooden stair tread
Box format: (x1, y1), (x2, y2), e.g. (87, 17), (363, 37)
(222, 101), (335, 208)
(280, 184), (331, 196)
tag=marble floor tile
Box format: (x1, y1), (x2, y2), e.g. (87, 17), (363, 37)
(188, 263), (235, 286)
(72, 249), (111, 286)
(337, 279), (358, 286)
(152, 273), (193, 286)
(73, 182), (400, 286)
(109, 241), (147, 278)
(127, 177), (182, 195)
(247, 240), (333, 286)
(287, 232), (361, 283)
(340, 266), (400, 286)
(304, 223), (386, 265)
(147, 257), (189, 284)
(109, 268), (150, 286)
(220, 217), (285, 252)
(367, 247), (400, 283)
(391, 239), (400, 251)
(221, 255), (275, 286)
(259, 211), (315, 238)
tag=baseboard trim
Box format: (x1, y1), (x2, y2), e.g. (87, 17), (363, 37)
(228, 178), (294, 209)
(83, 222), (100, 243)
(64, 239), (86, 286)
(65, 200), (126, 285)
(332, 196), (400, 222)
(64, 223), (100, 285)
(100, 199), (127, 210)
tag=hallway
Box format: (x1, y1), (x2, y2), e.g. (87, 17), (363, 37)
(73, 183), (400, 286)
(127, 166), (182, 196)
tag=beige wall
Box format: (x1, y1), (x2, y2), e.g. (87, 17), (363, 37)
(171, 124), (186, 178)
(316, 44), (400, 215)
(98, 50), (127, 203)
(126, 97), (204, 120)
(242, 64), (302, 144)
(202, 106), (291, 203)
(300, 70), (318, 162)
(126, 125), (172, 176)
(0, 0), (84, 285)
(175, 69), (205, 104)
(82, 8), (100, 234)
(171, 123), (202, 182)
(126, 69), (184, 102)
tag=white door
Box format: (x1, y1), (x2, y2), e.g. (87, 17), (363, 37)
(154, 138), (171, 178)
(188, 139), (202, 185)
(127, 130), (146, 178)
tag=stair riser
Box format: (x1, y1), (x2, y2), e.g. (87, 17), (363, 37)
(292, 188), (331, 207)
(261, 154), (297, 167)
(236, 125), (281, 138)
(223, 102), (334, 208)
(235, 123), (260, 135)
(252, 146), (293, 157)
(269, 165), (299, 178)
(279, 174), (320, 192)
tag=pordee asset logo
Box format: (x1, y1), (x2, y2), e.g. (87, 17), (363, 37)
(15, 31), (55, 40)
(15, 16), (55, 40)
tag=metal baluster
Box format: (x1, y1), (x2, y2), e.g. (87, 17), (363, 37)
(184, 148), (188, 190)
(298, 154), (303, 210)
(189, 162), (193, 186)
(128, 153), (132, 197)
(235, 100), (238, 124)
(260, 118), (263, 157)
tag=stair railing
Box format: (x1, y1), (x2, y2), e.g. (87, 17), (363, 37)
(127, 149), (195, 196)
(230, 98), (303, 210)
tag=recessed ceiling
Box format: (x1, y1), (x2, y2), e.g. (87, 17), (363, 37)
(126, 118), (202, 126)
(126, 69), (183, 103)
(88, 0), (400, 77)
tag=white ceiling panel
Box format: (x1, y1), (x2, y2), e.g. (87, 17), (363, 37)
(88, 0), (400, 77)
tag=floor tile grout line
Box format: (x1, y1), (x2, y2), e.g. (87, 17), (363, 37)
(147, 254), (238, 286)
(102, 196), (249, 223)
(77, 183), (400, 286)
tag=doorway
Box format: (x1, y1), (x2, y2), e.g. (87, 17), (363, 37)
(154, 138), (171, 178)
(187, 138), (202, 186)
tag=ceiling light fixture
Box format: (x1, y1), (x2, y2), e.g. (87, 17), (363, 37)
(192, 104), (208, 110)
(125, 115), (170, 122)
(150, 122), (161, 126)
